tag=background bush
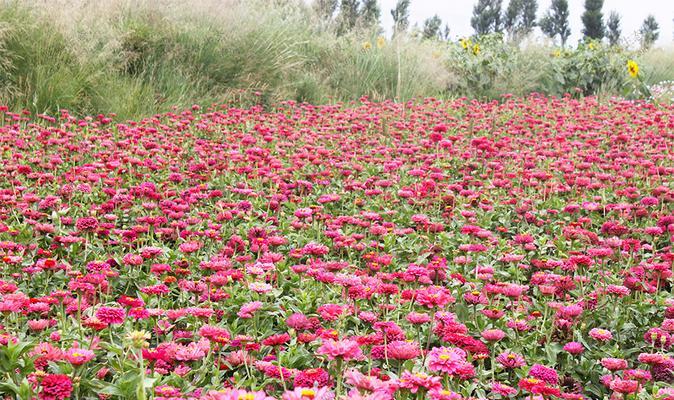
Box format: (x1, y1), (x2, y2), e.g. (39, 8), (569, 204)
(0, 0), (671, 118)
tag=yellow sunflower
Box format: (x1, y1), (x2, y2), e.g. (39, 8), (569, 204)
(627, 59), (639, 78)
(459, 38), (470, 50)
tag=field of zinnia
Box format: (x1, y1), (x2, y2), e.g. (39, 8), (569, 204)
(0, 95), (673, 400)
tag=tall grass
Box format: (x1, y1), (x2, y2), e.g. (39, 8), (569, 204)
(636, 46), (674, 86)
(0, 0), (450, 118)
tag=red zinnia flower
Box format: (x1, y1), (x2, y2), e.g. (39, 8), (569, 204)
(40, 374), (73, 400)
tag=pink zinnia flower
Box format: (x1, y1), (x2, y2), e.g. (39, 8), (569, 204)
(371, 340), (420, 360)
(282, 387), (334, 400)
(491, 382), (517, 396)
(397, 371), (442, 393)
(601, 358), (629, 371)
(39, 374), (73, 400)
(406, 312), (431, 324)
(481, 329), (506, 342)
(428, 388), (462, 400)
(317, 304), (347, 321)
(200, 389), (274, 400)
(344, 369), (387, 392)
(75, 217), (98, 232)
(496, 351), (526, 369)
(415, 286), (455, 308)
(237, 301), (263, 318)
(563, 341), (585, 355)
(316, 339), (364, 361)
(248, 282), (273, 293)
(427, 346), (469, 375)
(65, 348), (95, 366)
(589, 328), (613, 341)
(344, 389), (391, 400)
(95, 307), (125, 324)
(610, 378), (639, 394)
(529, 363), (559, 384)
(286, 313), (312, 330)
(294, 368), (330, 388)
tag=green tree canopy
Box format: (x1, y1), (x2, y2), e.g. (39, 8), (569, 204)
(540, 0), (570, 46)
(581, 0), (605, 40)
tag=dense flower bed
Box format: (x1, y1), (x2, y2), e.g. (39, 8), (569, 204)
(0, 96), (673, 399)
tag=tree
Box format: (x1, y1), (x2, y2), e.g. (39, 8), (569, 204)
(540, 0), (570, 47)
(504, 0), (538, 39)
(581, 0), (605, 40)
(471, 0), (503, 35)
(639, 15), (659, 49)
(422, 15), (443, 40)
(391, 0), (411, 34)
(606, 11), (621, 46)
(442, 24), (451, 41)
(337, 0), (360, 34)
(313, 0), (338, 20)
(359, 0), (381, 28)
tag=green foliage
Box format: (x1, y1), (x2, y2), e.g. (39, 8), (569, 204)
(552, 40), (627, 96)
(0, 341), (35, 399)
(446, 35), (640, 100)
(581, 0), (605, 40)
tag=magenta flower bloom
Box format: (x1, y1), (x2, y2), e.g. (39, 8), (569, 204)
(610, 378), (639, 394)
(563, 341), (585, 355)
(40, 374), (73, 400)
(237, 301), (263, 319)
(491, 382), (518, 396)
(601, 358), (629, 371)
(481, 328), (506, 342)
(589, 328), (613, 342)
(64, 348), (95, 366)
(529, 363), (559, 385)
(397, 371), (442, 393)
(496, 351), (526, 369)
(281, 387), (334, 400)
(200, 389), (274, 400)
(316, 339), (364, 361)
(406, 312), (431, 324)
(427, 346), (469, 375)
(371, 340), (421, 360)
(95, 307), (125, 325)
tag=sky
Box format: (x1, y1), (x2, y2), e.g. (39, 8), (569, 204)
(376, 0), (674, 47)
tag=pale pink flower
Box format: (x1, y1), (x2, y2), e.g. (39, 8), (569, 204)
(316, 339), (364, 361)
(237, 301), (263, 318)
(281, 387), (334, 400)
